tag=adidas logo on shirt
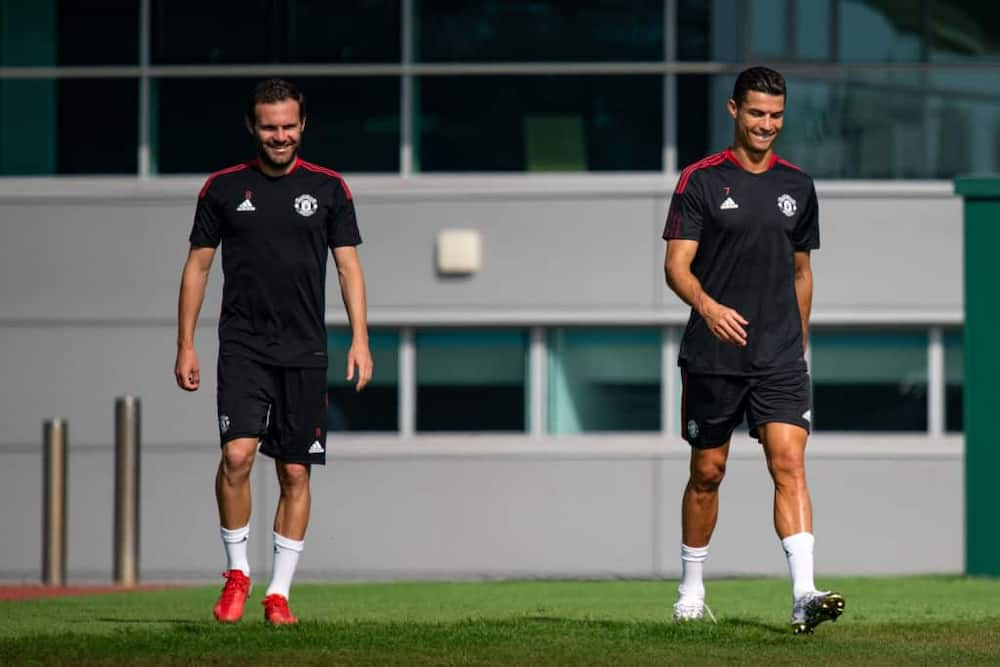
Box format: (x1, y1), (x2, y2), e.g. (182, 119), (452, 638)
(308, 440), (325, 454)
(720, 197), (739, 210)
(236, 198), (256, 212)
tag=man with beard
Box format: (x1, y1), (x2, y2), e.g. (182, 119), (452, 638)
(174, 78), (373, 625)
(662, 67), (844, 634)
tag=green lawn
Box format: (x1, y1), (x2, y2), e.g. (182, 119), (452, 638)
(2, 577), (998, 665)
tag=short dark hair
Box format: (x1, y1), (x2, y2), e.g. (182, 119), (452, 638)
(731, 66), (786, 106)
(246, 78), (306, 123)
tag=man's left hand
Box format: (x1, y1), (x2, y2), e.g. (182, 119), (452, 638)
(346, 343), (373, 391)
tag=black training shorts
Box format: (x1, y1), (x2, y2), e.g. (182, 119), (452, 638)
(216, 354), (328, 465)
(680, 366), (812, 449)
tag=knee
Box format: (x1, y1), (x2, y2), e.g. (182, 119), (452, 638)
(221, 446), (254, 480)
(277, 464), (310, 496)
(767, 451), (805, 485)
(690, 459), (726, 493)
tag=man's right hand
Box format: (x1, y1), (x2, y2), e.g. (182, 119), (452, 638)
(175, 346), (201, 391)
(700, 301), (749, 347)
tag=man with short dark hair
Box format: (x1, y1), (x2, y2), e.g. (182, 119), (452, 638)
(663, 66), (845, 634)
(175, 78), (373, 625)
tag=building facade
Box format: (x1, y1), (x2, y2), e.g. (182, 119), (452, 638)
(0, 1), (992, 581)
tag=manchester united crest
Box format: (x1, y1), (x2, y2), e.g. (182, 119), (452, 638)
(777, 194), (797, 218)
(294, 194), (318, 217)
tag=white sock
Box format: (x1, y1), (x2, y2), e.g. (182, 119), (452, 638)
(265, 532), (304, 599)
(678, 543), (709, 600)
(782, 532), (817, 601)
(220, 524), (250, 576)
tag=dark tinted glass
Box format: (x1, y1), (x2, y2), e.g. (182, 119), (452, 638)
(418, 0), (662, 62)
(155, 77), (398, 174)
(416, 329), (527, 432)
(327, 329), (399, 432)
(152, 0), (399, 64)
(0, 79), (137, 175)
(839, 0), (926, 62)
(58, 0), (139, 65)
(1, 1), (137, 66)
(930, 2), (1000, 61)
(419, 75), (661, 172)
(944, 331), (963, 432)
(811, 331), (928, 432)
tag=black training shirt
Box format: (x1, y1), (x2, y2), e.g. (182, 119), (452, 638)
(663, 149), (820, 375)
(190, 157), (361, 368)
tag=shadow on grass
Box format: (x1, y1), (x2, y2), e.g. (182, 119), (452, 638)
(97, 619), (204, 626)
(723, 618), (787, 635)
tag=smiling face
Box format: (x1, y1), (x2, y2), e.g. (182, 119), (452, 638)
(728, 90), (785, 157)
(247, 99), (305, 175)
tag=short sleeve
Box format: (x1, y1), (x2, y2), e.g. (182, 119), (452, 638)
(791, 183), (820, 251)
(189, 184), (223, 248)
(327, 182), (362, 249)
(663, 170), (707, 241)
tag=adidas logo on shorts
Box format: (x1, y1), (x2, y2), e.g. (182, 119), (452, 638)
(308, 440), (325, 454)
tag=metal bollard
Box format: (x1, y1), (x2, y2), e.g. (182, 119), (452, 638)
(113, 396), (141, 586)
(42, 419), (68, 587)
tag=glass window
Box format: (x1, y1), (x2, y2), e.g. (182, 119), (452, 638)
(677, 0), (711, 61)
(839, 0), (926, 63)
(155, 77), (399, 174)
(794, 0), (832, 60)
(327, 329), (398, 432)
(944, 331), (963, 433)
(416, 329), (527, 432)
(548, 328), (661, 434)
(0, 79), (138, 175)
(749, 0), (788, 59)
(0, 2), (55, 67)
(931, 2), (1000, 62)
(677, 71), (1000, 179)
(418, 0), (662, 62)
(152, 0), (399, 64)
(58, 0), (139, 66)
(419, 75), (661, 172)
(1, 1), (137, 67)
(811, 330), (928, 431)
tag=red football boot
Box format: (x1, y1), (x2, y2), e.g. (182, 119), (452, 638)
(213, 569), (251, 623)
(262, 593), (299, 625)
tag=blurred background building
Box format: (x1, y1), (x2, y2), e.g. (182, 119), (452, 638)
(0, 0), (992, 581)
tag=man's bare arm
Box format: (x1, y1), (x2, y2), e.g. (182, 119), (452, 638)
(664, 239), (748, 347)
(794, 250), (813, 353)
(175, 245), (216, 391)
(333, 245), (373, 391)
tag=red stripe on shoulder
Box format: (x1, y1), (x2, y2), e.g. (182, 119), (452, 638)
(674, 152), (727, 195)
(775, 156), (802, 171)
(299, 160), (353, 200)
(198, 162), (251, 199)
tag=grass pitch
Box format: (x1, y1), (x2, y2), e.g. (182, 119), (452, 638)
(1, 576), (998, 665)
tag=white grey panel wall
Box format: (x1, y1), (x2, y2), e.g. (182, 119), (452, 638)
(0, 177), (962, 325)
(812, 185), (963, 320)
(0, 437), (961, 582)
(358, 197), (666, 309)
(0, 326), (218, 446)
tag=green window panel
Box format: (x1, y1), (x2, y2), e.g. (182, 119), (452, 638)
(416, 329), (528, 432)
(548, 328), (661, 434)
(810, 330), (928, 431)
(327, 328), (399, 432)
(419, 75), (661, 172)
